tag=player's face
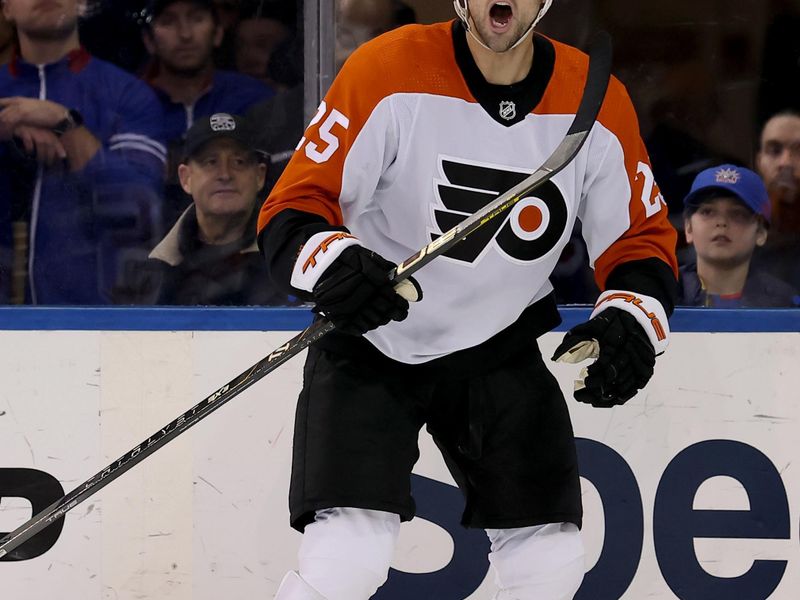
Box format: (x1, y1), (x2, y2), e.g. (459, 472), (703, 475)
(179, 138), (267, 221)
(147, 1), (221, 74)
(2, 0), (81, 39)
(757, 114), (800, 200)
(468, 0), (543, 53)
(685, 196), (766, 268)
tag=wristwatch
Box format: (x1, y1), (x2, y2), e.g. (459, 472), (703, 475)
(53, 108), (84, 136)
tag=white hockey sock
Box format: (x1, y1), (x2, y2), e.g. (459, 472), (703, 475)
(487, 522), (585, 600)
(296, 507), (400, 600)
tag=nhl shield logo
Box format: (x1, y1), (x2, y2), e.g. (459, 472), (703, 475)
(499, 100), (517, 121)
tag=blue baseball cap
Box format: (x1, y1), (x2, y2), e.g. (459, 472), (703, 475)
(683, 164), (771, 223)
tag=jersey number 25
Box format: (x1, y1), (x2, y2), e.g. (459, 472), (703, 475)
(297, 101), (350, 164)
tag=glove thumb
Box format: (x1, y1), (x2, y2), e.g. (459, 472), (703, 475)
(551, 321), (601, 364)
(394, 276), (422, 302)
(553, 338), (600, 364)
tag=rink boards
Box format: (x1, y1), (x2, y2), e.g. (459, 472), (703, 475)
(0, 308), (799, 600)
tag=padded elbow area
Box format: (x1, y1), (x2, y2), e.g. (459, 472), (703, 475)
(487, 522), (585, 600)
(297, 507), (401, 600)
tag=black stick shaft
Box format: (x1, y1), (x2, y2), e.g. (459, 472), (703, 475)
(0, 31), (612, 560)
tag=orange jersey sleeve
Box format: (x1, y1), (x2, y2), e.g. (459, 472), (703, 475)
(594, 77), (678, 288)
(535, 39), (678, 291)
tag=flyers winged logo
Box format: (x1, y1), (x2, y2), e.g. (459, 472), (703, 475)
(432, 157), (569, 264)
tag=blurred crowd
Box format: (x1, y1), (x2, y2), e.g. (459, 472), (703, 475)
(0, 0), (798, 308)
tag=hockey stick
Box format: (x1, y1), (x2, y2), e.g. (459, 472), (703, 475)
(0, 31), (612, 560)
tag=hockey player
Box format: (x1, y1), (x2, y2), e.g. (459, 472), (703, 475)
(258, 1), (678, 598)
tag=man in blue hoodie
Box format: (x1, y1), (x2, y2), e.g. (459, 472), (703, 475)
(0, 0), (167, 304)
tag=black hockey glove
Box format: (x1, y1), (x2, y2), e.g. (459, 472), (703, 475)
(551, 307), (656, 408)
(312, 245), (421, 336)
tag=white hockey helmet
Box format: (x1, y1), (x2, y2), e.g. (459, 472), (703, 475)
(454, 0), (554, 49)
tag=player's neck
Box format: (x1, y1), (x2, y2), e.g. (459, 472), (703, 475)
(466, 33), (534, 85)
(696, 257), (750, 296)
(17, 31), (80, 66)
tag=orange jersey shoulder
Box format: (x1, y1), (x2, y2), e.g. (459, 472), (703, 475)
(258, 21), (472, 235)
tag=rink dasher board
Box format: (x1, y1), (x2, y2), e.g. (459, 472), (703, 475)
(0, 309), (798, 600)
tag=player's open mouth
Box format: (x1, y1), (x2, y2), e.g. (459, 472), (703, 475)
(489, 2), (513, 33)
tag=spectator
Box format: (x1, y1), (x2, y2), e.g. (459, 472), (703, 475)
(211, 0), (241, 69)
(212, 0), (241, 33)
(264, 32), (302, 92)
(143, 0), (273, 143)
(756, 110), (800, 232)
(0, 0), (166, 305)
(0, 10), (12, 65)
(116, 113), (296, 306)
(234, 0), (294, 85)
(142, 0), (274, 225)
(678, 164), (798, 307)
(392, 0), (416, 26)
(753, 110), (800, 291)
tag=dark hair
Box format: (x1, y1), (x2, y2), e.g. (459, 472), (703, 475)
(145, 0), (219, 28)
(392, 1), (417, 26)
(757, 109), (800, 150)
(683, 188), (726, 219)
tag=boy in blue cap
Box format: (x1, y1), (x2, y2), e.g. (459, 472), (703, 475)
(679, 164), (798, 307)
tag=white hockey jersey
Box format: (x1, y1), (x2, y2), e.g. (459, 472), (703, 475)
(258, 21), (677, 364)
